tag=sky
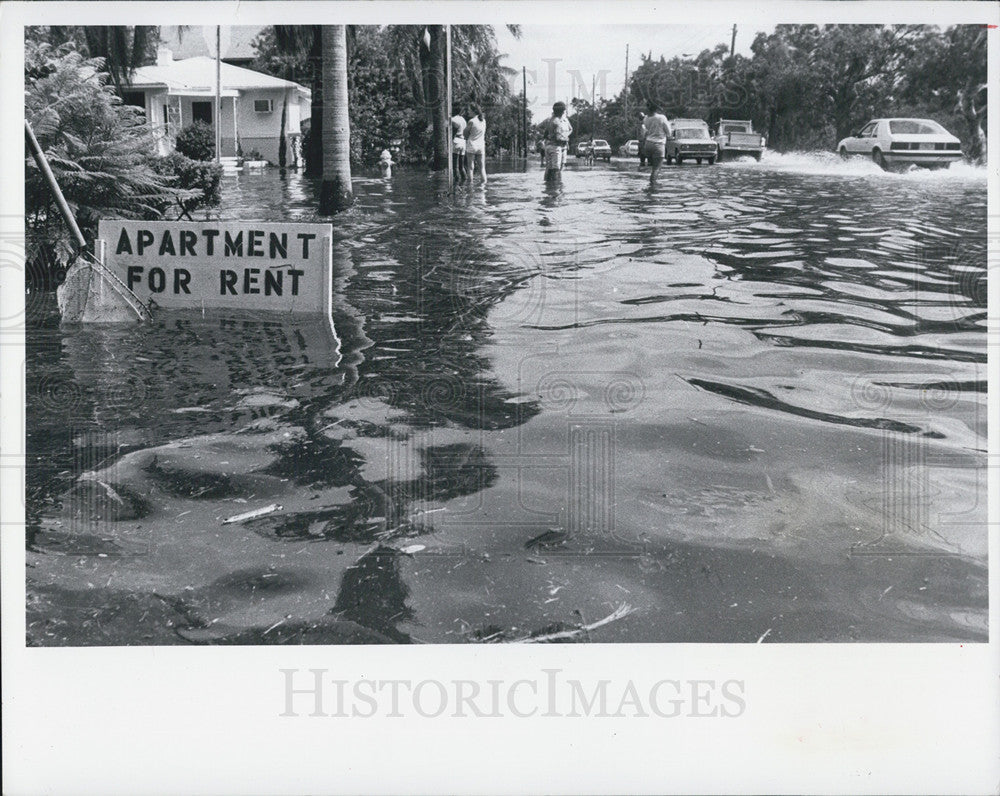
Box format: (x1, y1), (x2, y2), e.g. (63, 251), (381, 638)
(495, 24), (772, 114)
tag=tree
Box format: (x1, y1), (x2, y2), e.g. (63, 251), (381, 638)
(25, 39), (178, 278)
(36, 26), (156, 96)
(427, 26), (449, 170)
(899, 25), (987, 163)
(319, 26), (353, 214)
(254, 25), (521, 167)
(263, 26), (324, 176)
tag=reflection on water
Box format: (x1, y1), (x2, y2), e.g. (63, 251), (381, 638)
(26, 155), (988, 644)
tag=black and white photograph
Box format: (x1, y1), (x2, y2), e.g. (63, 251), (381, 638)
(2, 1), (998, 793)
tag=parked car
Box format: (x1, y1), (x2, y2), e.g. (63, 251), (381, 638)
(713, 119), (765, 161)
(836, 118), (962, 170)
(590, 139), (612, 161)
(576, 139), (612, 161)
(619, 139), (640, 157)
(666, 119), (717, 165)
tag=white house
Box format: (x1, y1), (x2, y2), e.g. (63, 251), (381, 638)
(125, 46), (311, 165)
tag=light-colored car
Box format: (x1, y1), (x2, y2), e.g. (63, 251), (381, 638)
(836, 118), (962, 170)
(619, 139), (640, 157)
(576, 139), (611, 161)
(666, 119), (718, 165)
(591, 139), (612, 161)
(713, 119), (765, 161)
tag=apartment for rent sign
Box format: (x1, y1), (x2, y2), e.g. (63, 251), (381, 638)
(97, 221), (334, 317)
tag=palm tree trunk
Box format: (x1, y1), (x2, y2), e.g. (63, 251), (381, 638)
(428, 25), (449, 171)
(319, 25), (353, 214)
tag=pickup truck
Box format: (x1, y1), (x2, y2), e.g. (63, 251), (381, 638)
(666, 119), (718, 165)
(713, 120), (766, 161)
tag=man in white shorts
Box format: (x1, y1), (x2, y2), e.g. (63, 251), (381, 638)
(541, 101), (573, 181)
(641, 100), (670, 186)
(464, 104), (487, 185)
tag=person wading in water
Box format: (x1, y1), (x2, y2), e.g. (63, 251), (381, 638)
(541, 101), (573, 182)
(637, 111), (647, 168)
(451, 104), (468, 185)
(464, 104), (487, 185)
(641, 100), (670, 186)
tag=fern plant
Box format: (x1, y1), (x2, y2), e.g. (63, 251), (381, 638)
(25, 39), (186, 283)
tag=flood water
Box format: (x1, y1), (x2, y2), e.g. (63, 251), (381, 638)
(26, 153), (988, 644)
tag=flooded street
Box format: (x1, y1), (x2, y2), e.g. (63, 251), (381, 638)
(26, 154), (988, 644)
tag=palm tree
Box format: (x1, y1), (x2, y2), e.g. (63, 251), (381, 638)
(44, 26), (155, 96)
(319, 25), (353, 214)
(427, 26), (449, 170)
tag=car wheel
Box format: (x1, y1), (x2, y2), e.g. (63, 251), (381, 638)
(675, 155), (683, 165)
(753, 152), (762, 162)
(696, 158), (702, 164)
(707, 157), (715, 165)
(839, 146), (849, 160)
(872, 148), (887, 170)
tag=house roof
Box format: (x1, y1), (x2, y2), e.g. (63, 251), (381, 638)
(131, 56), (310, 97)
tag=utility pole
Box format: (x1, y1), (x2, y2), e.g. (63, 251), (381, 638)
(591, 73), (596, 146)
(446, 25), (453, 188)
(624, 44), (629, 121)
(215, 25), (221, 164)
(730, 24), (737, 58)
(522, 66), (528, 158)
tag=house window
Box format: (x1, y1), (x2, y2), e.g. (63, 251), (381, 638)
(191, 101), (213, 125)
(122, 91), (146, 109)
(253, 99), (274, 113)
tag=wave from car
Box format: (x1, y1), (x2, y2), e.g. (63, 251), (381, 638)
(836, 118), (962, 171)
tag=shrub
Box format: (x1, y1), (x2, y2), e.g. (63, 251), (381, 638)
(155, 152), (222, 216)
(174, 121), (216, 161)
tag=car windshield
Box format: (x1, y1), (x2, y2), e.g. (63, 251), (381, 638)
(889, 120), (947, 135)
(675, 128), (708, 139)
(593, 140), (609, 147)
(722, 124), (748, 133)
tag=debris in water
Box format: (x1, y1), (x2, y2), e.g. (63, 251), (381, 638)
(525, 529), (569, 549)
(96, 480), (124, 506)
(520, 603), (635, 643)
(400, 544), (426, 555)
(223, 503), (282, 524)
(756, 628), (773, 643)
